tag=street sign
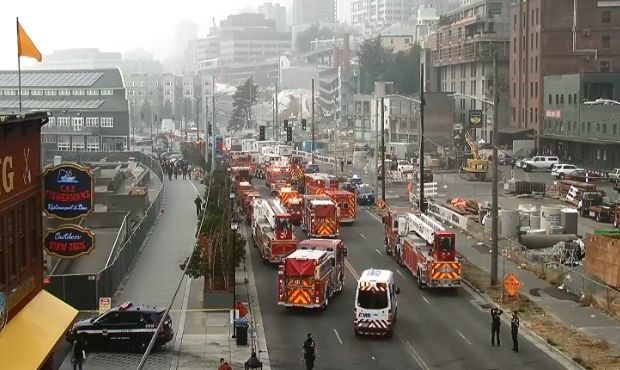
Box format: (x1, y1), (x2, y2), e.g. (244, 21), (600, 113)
(469, 110), (483, 127)
(503, 273), (522, 297)
(99, 297), (112, 314)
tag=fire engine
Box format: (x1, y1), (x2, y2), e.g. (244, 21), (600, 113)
(277, 249), (337, 309)
(254, 152), (282, 179)
(277, 187), (304, 225)
(383, 207), (415, 256)
(302, 195), (340, 238)
(324, 189), (356, 224)
(289, 157), (306, 193)
(266, 164), (291, 194)
(304, 173), (338, 195)
(236, 181), (253, 200)
(383, 211), (461, 289)
(252, 199), (298, 263)
(242, 190), (261, 224)
(298, 239), (347, 294)
(229, 166), (253, 185)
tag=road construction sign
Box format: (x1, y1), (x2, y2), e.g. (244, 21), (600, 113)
(99, 297), (112, 314)
(503, 273), (522, 297)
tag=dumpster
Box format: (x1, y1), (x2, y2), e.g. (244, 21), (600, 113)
(234, 319), (249, 345)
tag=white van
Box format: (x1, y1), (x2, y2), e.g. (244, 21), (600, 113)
(353, 269), (400, 337)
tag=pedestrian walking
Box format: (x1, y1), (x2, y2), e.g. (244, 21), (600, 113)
(194, 195), (203, 216)
(174, 165), (179, 179)
(71, 336), (87, 370)
(167, 166), (173, 181)
(490, 307), (503, 347)
(217, 358), (233, 370)
(511, 311), (520, 352)
(182, 166), (187, 180)
(302, 333), (318, 370)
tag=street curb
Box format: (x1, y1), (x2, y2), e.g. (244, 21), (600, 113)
(364, 209), (585, 370)
(460, 277), (586, 370)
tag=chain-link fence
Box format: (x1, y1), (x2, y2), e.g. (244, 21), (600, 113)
(466, 221), (620, 318)
(45, 151), (165, 310)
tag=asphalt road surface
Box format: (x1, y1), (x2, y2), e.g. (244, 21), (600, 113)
(250, 179), (569, 370)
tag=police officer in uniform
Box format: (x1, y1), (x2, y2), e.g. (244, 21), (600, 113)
(511, 311), (520, 352)
(490, 307), (503, 347)
(302, 333), (318, 370)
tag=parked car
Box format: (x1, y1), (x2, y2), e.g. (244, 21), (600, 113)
(304, 163), (319, 174)
(563, 169), (606, 182)
(520, 156), (559, 172)
(551, 164), (583, 179)
(355, 184), (375, 205)
(66, 302), (174, 351)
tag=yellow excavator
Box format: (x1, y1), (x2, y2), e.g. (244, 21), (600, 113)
(460, 132), (489, 181)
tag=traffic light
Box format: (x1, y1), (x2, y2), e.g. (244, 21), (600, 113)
(301, 118), (307, 130)
(259, 125), (266, 140)
(286, 126), (292, 142)
(283, 119), (289, 129)
(208, 123), (212, 136)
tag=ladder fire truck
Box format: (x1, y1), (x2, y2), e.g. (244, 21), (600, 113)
(277, 187), (304, 225)
(252, 199), (298, 263)
(266, 164), (292, 195)
(302, 195), (340, 238)
(277, 249), (337, 309)
(384, 212), (461, 289)
(324, 189), (356, 224)
(298, 239), (347, 294)
(289, 156), (306, 193)
(305, 173), (339, 195)
(383, 207), (415, 257)
(242, 190), (261, 224)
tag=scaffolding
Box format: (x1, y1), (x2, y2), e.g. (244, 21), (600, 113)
(431, 40), (508, 66)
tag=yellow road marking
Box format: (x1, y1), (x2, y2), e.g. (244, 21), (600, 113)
(345, 259), (360, 281)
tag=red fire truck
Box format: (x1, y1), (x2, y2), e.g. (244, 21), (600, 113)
(302, 195), (340, 238)
(382, 206), (415, 257)
(252, 199), (298, 263)
(384, 212), (461, 289)
(297, 239), (347, 294)
(242, 190), (261, 224)
(324, 189), (356, 224)
(289, 156), (306, 193)
(277, 187), (304, 225)
(266, 164), (291, 195)
(304, 173), (339, 195)
(277, 249), (337, 309)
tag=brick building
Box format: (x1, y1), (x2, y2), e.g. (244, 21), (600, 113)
(0, 111), (77, 369)
(510, 0), (620, 146)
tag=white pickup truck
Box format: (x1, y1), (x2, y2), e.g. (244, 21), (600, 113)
(397, 160), (415, 173)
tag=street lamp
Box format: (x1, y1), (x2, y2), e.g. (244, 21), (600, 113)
(229, 191), (237, 311)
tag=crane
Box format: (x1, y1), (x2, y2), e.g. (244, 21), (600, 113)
(460, 131), (488, 181)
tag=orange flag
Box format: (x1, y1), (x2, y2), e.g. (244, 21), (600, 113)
(17, 20), (42, 62)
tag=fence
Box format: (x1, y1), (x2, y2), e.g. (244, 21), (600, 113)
(45, 151), (165, 310)
(465, 220), (620, 318)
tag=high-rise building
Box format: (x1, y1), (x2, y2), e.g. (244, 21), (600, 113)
(293, 0), (336, 27)
(258, 2), (287, 32)
(510, 0), (620, 147)
(175, 20), (199, 61)
(351, 0), (415, 35)
(429, 0), (510, 144)
(29, 48), (122, 70)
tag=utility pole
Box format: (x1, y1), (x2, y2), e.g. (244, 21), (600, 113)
(334, 92), (338, 173)
(272, 96), (275, 139)
(211, 75), (216, 174)
(381, 97), (386, 201)
(275, 82), (279, 143)
(311, 78), (315, 164)
(491, 51), (499, 285)
(205, 99), (209, 163)
(375, 98), (379, 194)
(419, 64), (426, 213)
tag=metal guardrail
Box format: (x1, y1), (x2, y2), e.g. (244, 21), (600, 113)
(105, 212), (130, 268)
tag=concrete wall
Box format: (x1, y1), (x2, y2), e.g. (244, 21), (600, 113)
(105, 194), (149, 224)
(87, 211), (128, 229)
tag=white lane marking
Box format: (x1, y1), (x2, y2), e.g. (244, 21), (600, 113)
(375, 249), (382, 256)
(456, 330), (472, 345)
(422, 296), (430, 305)
(333, 328), (343, 344)
(397, 270), (405, 277)
(190, 180), (200, 196)
(360, 233), (367, 240)
(396, 333), (431, 370)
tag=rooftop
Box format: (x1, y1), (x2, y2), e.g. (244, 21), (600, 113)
(0, 69), (124, 88)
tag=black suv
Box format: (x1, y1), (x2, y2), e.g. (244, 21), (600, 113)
(66, 302), (174, 351)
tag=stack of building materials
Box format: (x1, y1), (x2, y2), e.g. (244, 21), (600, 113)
(446, 197), (479, 215)
(585, 233), (620, 288)
(557, 180), (598, 204)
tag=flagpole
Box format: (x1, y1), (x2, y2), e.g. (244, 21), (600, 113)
(16, 17), (22, 112)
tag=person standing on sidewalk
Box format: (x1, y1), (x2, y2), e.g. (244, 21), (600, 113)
(194, 195), (203, 216)
(511, 311), (520, 352)
(71, 336), (86, 370)
(340, 159), (344, 173)
(218, 358), (232, 370)
(490, 307), (503, 347)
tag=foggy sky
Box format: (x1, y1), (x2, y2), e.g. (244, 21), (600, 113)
(0, 0), (300, 70)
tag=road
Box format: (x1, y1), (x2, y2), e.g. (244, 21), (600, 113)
(249, 179), (569, 370)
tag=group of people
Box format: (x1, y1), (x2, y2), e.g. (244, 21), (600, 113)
(161, 159), (191, 181)
(491, 307), (521, 352)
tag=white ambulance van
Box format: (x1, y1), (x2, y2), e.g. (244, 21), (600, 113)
(353, 268), (400, 337)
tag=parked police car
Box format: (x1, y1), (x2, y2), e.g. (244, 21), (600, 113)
(66, 302), (174, 351)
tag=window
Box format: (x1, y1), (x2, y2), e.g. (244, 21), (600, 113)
(72, 117), (84, 131)
(87, 89), (99, 96)
(573, 121), (577, 132)
(72, 136), (85, 151)
(3, 89), (17, 96)
(530, 108), (533, 123)
(535, 108), (538, 123)
(72, 89), (85, 96)
(535, 56), (538, 72)
(471, 81), (477, 95)
(85, 117), (99, 127)
(471, 64), (476, 77)
(614, 124), (618, 135)
(582, 122), (585, 132)
(568, 121), (571, 132)
(57, 135), (70, 150)
(600, 61), (611, 72)
(86, 136), (100, 151)
(100, 89), (113, 95)
(44, 89), (57, 96)
(100, 117), (114, 127)
(535, 82), (538, 97)
(603, 124), (607, 134)
(59, 89), (71, 96)
(588, 122), (592, 132)
(560, 95), (564, 104)
(42, 135), (56, 143)
(513, 83), (517, 98)
(602, 10), (611, 24)
(574, 94), (578, 104)
(536, 8), (539, 25)
(31, 89), (44, 96)
(530, 82), (533, 98)
(602, 35), (611, 49)
(48, 117), (56, 126)
(514, 14), (517, 29)
(549, 94), (552, 104)
(57, 117), (70, 127)
(531, 34), (534, 50)
(569, 94), (572, 104)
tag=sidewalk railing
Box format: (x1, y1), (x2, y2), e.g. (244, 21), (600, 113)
(45, 151), (165, 310)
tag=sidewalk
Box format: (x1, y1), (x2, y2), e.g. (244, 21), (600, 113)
(456, 229), (620, 354)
